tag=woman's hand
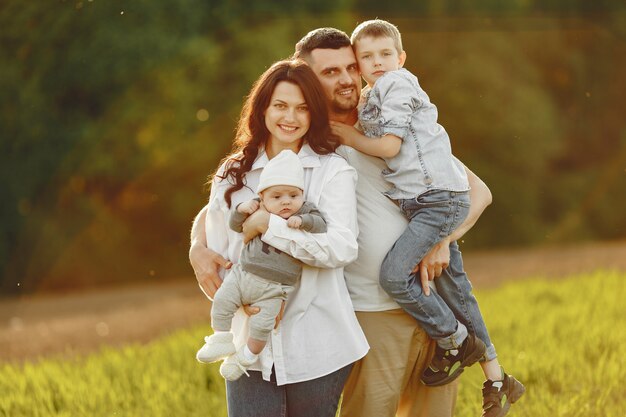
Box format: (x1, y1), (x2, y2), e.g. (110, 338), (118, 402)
(189, 243), (232, 298)
(242, 301), (285, 329)
(242, 208), (270, 243)
(413, 237), (451, 296)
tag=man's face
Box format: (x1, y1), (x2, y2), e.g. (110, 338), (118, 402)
(307, 46), (361, 115)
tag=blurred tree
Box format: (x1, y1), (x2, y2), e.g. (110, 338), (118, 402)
(0, 0), (352, 294)
(1, 0), (625, 295)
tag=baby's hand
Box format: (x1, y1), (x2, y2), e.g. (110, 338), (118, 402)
(238, 199), (260, 215)
(287, 216), (303, 229)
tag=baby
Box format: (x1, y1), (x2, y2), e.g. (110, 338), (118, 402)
(196, 150), (326, 381)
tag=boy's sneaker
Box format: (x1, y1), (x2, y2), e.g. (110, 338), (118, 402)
(482, 371), (525, 417)
(196, 332), (236, 363)
(219, 347), (256, 381)
(421, 333), (486, 386)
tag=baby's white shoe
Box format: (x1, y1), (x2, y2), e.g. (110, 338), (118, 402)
(196, 333), (236, 363)
(220, 347), (256, 381)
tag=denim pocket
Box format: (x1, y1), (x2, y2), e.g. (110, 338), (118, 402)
(416, 189), (454, 207)
(399, 191), (452, 221)
(447, 201), (470, 236)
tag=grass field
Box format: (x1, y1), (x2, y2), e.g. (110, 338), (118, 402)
(2, 271), (625, 417)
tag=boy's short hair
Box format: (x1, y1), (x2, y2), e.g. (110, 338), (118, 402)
(294, 27), (352, 61)
(350, 19), (403, 53)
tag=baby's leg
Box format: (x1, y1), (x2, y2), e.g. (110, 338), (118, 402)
(247, 294), (285, 352)
(211, 269), (244, 332)
(240, 274), (289, 353)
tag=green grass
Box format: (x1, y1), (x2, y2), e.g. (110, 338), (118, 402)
(2, 271), (625, 417)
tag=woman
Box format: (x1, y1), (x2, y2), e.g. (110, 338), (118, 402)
(198, 59), (368, 416)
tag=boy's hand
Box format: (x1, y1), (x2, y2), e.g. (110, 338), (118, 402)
(287, 216), (302, 229)
(238, 199), (260, 215)
(330, 121), (360, 147)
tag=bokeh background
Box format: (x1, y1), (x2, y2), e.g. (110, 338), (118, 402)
(2, 0), (626, 296)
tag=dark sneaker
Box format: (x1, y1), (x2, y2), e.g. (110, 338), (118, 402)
(421, 333), (486, 386)
(482, 371), (525, 417)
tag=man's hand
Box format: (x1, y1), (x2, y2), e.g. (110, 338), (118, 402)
(237, 199), (260, 215)
(330, 121), (361, 147)
(413, 238), (451, 296)
(287, 216), (302, 229)
(189, 244), (232, 298)
(242, 209), (270, 243)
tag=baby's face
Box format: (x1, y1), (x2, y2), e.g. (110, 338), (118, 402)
(260, 185), (305, 219)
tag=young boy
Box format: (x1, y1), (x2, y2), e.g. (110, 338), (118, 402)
(195, 150), (327, 381)
(331, 19), (524, 417)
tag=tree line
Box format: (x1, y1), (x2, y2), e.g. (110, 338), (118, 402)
(1, 0), (625, 294)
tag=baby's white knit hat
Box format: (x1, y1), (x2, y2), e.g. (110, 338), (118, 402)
(257, 150), (304, 193)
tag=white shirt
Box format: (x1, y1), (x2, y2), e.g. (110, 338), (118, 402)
(205, 143), (369, 385)
(336, 145), (407, 311)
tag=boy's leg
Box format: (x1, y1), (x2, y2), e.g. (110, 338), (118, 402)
(340, 309), (457, 417)
(379, 191), (467, 344)
(434, 241), (496, 361)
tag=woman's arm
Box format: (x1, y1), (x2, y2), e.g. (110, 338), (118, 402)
(188, 179), (233, 299)
(245, 158), (359, 269)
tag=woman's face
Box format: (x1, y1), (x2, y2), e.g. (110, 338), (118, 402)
(265, 81), (311, 154)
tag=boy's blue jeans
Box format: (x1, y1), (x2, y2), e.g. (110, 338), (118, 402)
(380, 189), (497, 361)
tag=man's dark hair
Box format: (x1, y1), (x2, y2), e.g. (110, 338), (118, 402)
(294, 28), (351, 61)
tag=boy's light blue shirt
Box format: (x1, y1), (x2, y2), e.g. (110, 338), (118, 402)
(359, 68), (469, 200)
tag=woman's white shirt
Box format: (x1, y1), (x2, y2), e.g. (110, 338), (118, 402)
(204, 143), (369, 385)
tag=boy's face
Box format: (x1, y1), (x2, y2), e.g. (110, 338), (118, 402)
(260, 185), (305, 219)
(354, 36), (406, 86)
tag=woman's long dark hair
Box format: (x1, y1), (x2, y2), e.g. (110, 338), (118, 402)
(214, 59), (338, 208)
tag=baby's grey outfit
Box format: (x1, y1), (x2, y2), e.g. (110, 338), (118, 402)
(211, 201), (326, 341)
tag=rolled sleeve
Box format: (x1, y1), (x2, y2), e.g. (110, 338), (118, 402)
(262, 163), (359, 269)
(376, 71), (421, 140)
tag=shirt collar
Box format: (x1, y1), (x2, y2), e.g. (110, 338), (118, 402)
(250, 143), (322, 172)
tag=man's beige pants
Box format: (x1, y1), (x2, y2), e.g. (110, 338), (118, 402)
(341, 309), (458, 417)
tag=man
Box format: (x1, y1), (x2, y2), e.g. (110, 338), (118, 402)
(189, 27), (492, 417)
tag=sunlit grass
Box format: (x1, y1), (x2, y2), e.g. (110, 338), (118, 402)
(456, 270), (626, 417)
(1, 271), (624, 417)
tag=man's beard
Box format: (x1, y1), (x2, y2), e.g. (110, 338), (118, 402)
(330, 93), (358, 114)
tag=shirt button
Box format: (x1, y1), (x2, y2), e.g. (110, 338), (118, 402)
(425, 177), (433, 185)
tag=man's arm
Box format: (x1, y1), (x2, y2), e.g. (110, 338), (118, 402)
(418, 165), (492, 295)
(189, 204), (232, 298)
